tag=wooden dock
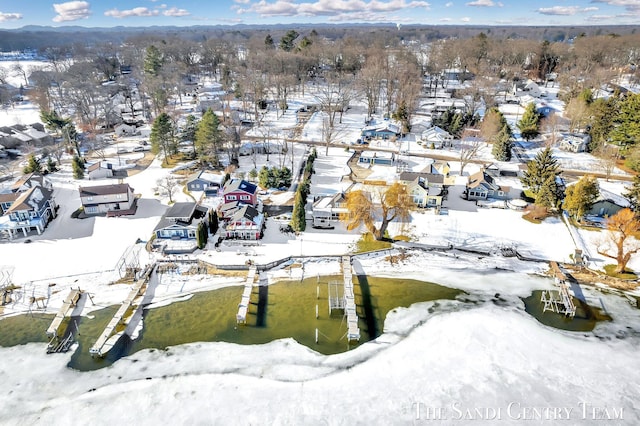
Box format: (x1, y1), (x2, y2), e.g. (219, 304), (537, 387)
(46, 289), (82, 338)
(236, 265), (257, 324)
(542, 262), (576, 317)
(90, 266), (153, 357)
(342, 256), (360, 342)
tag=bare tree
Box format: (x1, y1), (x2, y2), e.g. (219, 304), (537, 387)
(156, 176), (179, 204)
(459, 128), (483, 176)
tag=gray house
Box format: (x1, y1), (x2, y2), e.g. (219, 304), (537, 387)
(186, 170), (224, 195)
(466, 169), (511, 201)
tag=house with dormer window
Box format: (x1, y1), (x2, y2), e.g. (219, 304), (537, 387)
(0, 186), (56, 239)
(222, 179), (257, 206)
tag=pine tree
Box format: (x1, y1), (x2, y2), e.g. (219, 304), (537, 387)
(521, 147), (560, 197)
(150, 112), (174, 162)
(535, 175), (559, 209)
(144, 45), (163, 77)
(264, 34), (275, 49)
(72, 155), (85, 179)
(610, 93), (640, 150)
(195, 109), (221, 166)
(623, 175), (640, 213)
(491, 126), (513, 161)
(208, 210), (219, 234)
(517, 103), (541, 141)
(290, 190), (306, 232)
(563, 175), (599, 221)
(23, 154), (42, 174)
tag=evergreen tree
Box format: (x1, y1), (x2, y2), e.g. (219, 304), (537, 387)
(290, 190), (306, 232)
(39, 109), (70, 134)
(46, 157), (58, 173)
(623, 175), (640, 213)
(521, 147), (560, 197)
(144, 45), (163, 77)
(150, 112), (174, 162)
(264, 34), (275, 49)
(72, 155), (85, 179)
(258, 166), (271, 188)
(208, 210), (219, 234)
(588, 97), (617, 153)
(182, 114), (199, 158)
(196, 221), (208, 249)
(535, 175), (559, 209)
(517, 103), (541, 141)
(279, 30), (299, 52)
(23, 154), (42, 174)
(563, 175), (599, 221)
(195, 109), (222, 166)
(611, 93), (640, 150)
(491, 126), (513, 161)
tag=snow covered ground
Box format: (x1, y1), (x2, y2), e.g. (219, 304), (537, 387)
(1, 63), (639, 425)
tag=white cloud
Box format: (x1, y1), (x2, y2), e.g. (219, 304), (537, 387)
(52, 1), (91, 22)
(537, 6), (583, 16)
(0, 11), (22, 22)
(461, 16), (470, 21)
(445, 2), (453, 6)
(466, 0), (495, 6)
(104, 7), (160, 18)
(163, 7), (190, 17)
(237, 0), (431, 17)
(592, 0), (640, 12)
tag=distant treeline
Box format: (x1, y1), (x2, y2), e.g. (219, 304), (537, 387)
(0, 24), (637, 52)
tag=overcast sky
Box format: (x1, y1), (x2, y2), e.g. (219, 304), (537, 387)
(0, 1), (638, 29)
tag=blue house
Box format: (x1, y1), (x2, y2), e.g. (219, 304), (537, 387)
(154, 202), (208, 240)
(0, 186), (56, 240)
(186, 170), (224, 196)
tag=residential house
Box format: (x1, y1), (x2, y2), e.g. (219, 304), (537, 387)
(399, 171), (445, 188)
(153, 202), (209, 253)
(466, 169), (511, 201)
(114, 123), (137, 137)
(406, 177), (444, 208)
(311, 192), (348, 229)
(11, 173), (52, 193)
(421, 126), (453, 148)
(358, 151), (395, 166)
(87, 162), (114, 180)
(560, 134), (590, 153)
(361, 120), (401, 140)
(0, 186), (56, 239)
(186, 170), (224, 195)
(224, 205), (264, 240)
(587, 189), (629, 218)
(222, 179), (258, 206)
(513, 79), (541, 98)
(79, 183), (136, 215)
(0, 192), (19, 215)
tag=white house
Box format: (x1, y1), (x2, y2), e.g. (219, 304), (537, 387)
(421, 126), (453, 148)
(79, 183), (136, 215)
(560, 134), (590, 153)
(114, 123), (137, 137)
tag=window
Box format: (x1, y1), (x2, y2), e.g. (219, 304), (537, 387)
(240, 195), (250, 201)
(86, 206), (98, 214)
(227, 195), (237, 201)
(116, 194), (123, 199)
(87, 196), (93, 202)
